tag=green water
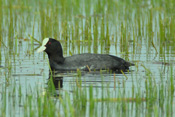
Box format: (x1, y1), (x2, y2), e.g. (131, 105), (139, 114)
(0, 0), (175, 116)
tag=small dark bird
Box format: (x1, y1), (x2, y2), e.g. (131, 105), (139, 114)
(37, 38), (134, 72)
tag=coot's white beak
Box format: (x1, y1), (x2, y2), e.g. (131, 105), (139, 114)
(37, 38), (49, 53)
(37, 46), (46, 53)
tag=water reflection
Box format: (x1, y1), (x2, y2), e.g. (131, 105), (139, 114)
(46, 69), (135, 97)
(47, 70), (64, 97)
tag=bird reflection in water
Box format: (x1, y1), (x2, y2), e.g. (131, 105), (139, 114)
(47, 70), (63, 97)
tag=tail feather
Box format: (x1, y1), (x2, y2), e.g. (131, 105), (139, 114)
(125, 61), (135, 67)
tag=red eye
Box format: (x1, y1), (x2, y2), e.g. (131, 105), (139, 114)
(48, 42), (51, 45)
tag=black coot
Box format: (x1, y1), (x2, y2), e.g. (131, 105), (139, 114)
(37, 38), (134, 72)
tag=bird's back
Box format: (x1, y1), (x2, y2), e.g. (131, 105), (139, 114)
(50, 53), (133, 71)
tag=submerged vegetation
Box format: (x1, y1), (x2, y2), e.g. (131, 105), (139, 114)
(0, 0), (175, 116)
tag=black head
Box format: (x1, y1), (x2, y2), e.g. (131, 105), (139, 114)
(37, 38), (63, 57)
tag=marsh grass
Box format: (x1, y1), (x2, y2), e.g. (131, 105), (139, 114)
(0, 67), (175, 116)
(0, 0), (175, 116)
